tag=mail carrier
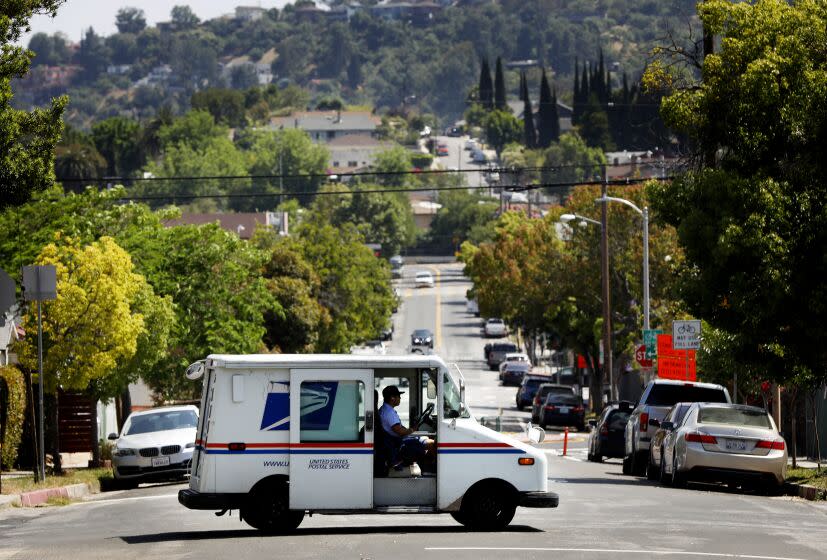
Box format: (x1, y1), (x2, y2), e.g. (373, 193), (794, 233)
(178, 354), (558, 532)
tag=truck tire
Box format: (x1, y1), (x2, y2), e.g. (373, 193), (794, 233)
(671, 452), (686, 488)
(241, 479), (304, 534)
(646, 454), (659, 480)
(622, 454), (632, 475)
(458, 484), (517, 531)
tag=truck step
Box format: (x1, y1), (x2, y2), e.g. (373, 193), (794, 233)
(374, 506), (438, 514)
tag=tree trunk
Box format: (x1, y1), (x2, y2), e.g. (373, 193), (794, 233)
(119, 388), (132, 432)
(790, 389), (797, 469)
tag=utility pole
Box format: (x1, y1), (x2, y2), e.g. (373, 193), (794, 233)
(600, 168), (614, 402)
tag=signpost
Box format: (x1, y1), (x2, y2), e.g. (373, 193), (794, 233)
(22, 265), (57, 484)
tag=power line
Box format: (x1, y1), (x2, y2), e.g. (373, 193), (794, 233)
(58, 160), (683, 184)
(116, 176), (675, 202)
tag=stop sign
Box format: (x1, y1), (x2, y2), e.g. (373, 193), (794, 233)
(635, 344), (653, 368)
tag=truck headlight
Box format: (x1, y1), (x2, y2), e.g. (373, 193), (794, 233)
(114, 448), (135, 457)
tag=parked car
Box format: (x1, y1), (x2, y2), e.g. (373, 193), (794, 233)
(410, 328), (434, 348)
(531, 383), (576, 423)
(587, 401), (634, 462)
(623, 379), (731, 476)
(498, 352), (530, 377)
(501, 362), (531, 386)
(447, 126), (462, 137)
(436, 142), (449, 156)
(483, 318), (507, 337)
(659, 403), (786, 491)
(646, 402), (693, 479)
(414, 271), (435, 288)
(109, 405), (199, 488)
(516, 374), (552, 410)
(466, 298), (479, 316)
(486, 341), (519, 370)
(379, 324), (394, 341)
(465, 138), (478, 151)
(540, 392), (585, 431)
(472, 148), (488, 163)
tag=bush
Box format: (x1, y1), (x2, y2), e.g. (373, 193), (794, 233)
(0, 366), (26, 470)
(99, 439), (113, 462)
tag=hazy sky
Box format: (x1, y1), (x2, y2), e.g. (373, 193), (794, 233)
(22, 1), (295, 44)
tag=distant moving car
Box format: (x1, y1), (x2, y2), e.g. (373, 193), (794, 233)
(531, 383), (576, 424)
(486, 341), (518, 370)
(540, 393), (585, 431)
(472, 148), (488, 163)
(465, 138), (478, 151)
(516, 374), (552, 410)
(436, 142), (450, 156)
(500, 362), (531, 386)
(447, 126), (462, 137)
(410, 328), (434, 348)
(587, 401), (633, 462)
(466, 298), (479, 316)
(483, 318), (507, 338)
(624, 379), (731, 476)
(659, 403), (786, 491)
(414, 271), (435, 288)
(646, 402), (693, 479)
(498, 352), (530, 377)
(109, 405), (199, 488)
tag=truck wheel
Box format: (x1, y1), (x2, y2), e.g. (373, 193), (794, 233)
(646, 455), (659, 480)
(671, 453), (686, 488)
(241, 480), (304, 534)
(459, 485), (517, 531)
(622, 454), (632, 475)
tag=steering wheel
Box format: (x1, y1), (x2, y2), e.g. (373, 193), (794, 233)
(414, 403), (435, 429)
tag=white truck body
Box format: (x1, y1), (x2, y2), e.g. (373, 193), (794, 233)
(179, 354), (557, 531)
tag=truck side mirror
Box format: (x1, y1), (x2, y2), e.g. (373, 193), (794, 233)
(661, 421), (674, 431)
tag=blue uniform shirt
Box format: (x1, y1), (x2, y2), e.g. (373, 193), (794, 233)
(379, 402), (402, 439)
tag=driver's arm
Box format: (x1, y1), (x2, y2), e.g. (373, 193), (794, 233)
(391, 423), (417, 437)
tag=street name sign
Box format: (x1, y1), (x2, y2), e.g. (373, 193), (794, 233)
(643, 329), (662, 359)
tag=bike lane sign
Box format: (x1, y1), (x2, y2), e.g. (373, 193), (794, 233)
(672, 320), (701, 350)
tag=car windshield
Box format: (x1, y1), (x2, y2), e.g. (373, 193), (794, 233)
(488, 319), (503, 324)
(538, 385), (566, 398)
(413, 330), (432, 337)
(547, 394), (582, 405)
(493, 343), (518, 352)
(646, 384), (728, 406)
(607, 410), (630, 430)
(125, 410), (198, 435)
(524, 378), (545, 389)
(698, 406), (772, 428)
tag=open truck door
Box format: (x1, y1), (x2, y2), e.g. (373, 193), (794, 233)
(289, 368), (374, 510)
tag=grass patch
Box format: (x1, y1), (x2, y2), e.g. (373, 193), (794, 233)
(787, 466), (827, 492)
(45, 495), (72, 506)
(1, 468), (113, 495)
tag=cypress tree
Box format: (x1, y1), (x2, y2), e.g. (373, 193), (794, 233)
(519, 71), (526, 102)
(479, 57), (493, 109)
(494, 56), (507, 110)
(550, 86), (560, 143)
(538, 69), (555, 148)
(522, 71), (537, 148)
(572, 60), (581, 125)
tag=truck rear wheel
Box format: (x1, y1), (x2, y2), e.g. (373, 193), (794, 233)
(458, 484), (517, 531)
(241, 479), (304, 534)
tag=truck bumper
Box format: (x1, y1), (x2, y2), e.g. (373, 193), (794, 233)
(518, 491), (559, 508)
(178, 489), (247, 510)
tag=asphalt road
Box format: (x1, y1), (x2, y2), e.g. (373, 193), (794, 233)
(2, 263), (826, 560)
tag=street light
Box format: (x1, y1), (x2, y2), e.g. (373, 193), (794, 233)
(594, 196), (650, 333)
(559, 212), (614, 403)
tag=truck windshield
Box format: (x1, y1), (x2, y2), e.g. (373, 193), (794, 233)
(443, 371), (470, 418)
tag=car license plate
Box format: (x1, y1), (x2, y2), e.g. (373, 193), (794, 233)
(151, 456), (170, 467)
(558, 407), (570, 414)
(725, 440), (747, 451)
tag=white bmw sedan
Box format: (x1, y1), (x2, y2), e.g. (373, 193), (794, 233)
(109, 405), (199, 488)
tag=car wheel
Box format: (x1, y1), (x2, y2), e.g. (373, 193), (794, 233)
(633, 449), (648, 477)
(659, 453), (672, 485)
(459, 485), (516, 531)
(241, 479), (304, 533)
(622, 454), (632, 475)
(671, 452), (686, 488)
(450, 511), (469, 526)
(646, 454), (659, 481)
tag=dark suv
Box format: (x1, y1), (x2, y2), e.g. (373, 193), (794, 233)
(515, 375), (551, 410)
(540, 393), (585, 431)
(486, 342), (518, 370)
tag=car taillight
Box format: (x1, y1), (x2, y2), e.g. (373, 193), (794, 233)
(545, 405), (556, 411)
(685, 432), (717, 444)
(572, 406), (584, 413)
(600, 426), (609, 436)
(534, 396), (541, 405)
(640, 412), (649, 432)
(756, 439), (785, 450)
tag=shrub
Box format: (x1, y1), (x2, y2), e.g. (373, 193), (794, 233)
(0, 366), (26, 470)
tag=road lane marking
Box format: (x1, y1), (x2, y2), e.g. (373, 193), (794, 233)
(423, 548), (810, 560)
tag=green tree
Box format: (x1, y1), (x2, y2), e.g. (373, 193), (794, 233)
(294, 220), (395, 352)
(483, 109), (521, 158)
(0, 0), (67, 210)
(428, 189), (498, 253)
(77, 27), (110, 80)
(578, 93), (614, 150)
(479, 57), (493, 110)
(540, 132), (605, 196)
(372, 146), (412, 187)
(27, 32), (69, 66)
(494, 56), (507, 110)
(54, 143), (107, 191)
(646, 0), (827, 385)
(521, 72), (536, 148)
(91, 116), (145, 177)
(171, 5), (200, 30)
(157, 109), (226, 152)
(115, 7), (146, 34)
(537, 69), (559, 148)
(191, 88), (246, 127)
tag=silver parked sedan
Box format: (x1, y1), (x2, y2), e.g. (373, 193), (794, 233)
(659, 403), (786, 491)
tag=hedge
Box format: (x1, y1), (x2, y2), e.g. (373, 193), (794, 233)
(0, 365), (26, 469)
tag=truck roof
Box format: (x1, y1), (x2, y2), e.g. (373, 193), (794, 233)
(205, 353), (449, 371)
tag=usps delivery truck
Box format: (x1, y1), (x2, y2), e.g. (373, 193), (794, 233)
(178, 354), (558, 532)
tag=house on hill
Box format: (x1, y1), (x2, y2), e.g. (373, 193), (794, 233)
(269, 110), (381, 143)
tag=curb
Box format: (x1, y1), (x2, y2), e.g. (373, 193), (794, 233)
(784, 482), (827, 501)
(1, 483), (91, 509)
